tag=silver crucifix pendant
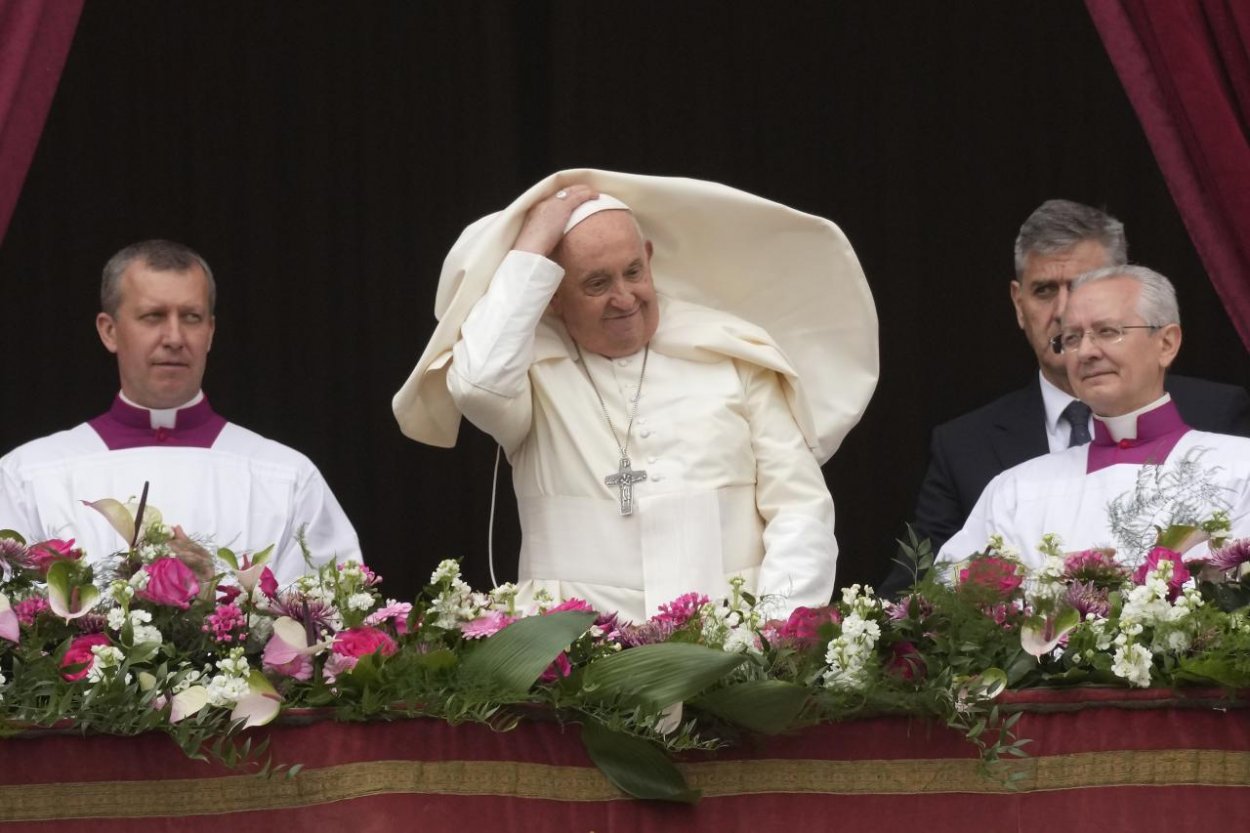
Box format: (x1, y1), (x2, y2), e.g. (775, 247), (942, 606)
(604, 456), (647, 516)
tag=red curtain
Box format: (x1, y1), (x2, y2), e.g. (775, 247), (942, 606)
(1086, 0), (1250, 352)
(0, 0), (82, 244)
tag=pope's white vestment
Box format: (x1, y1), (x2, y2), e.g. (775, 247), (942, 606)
(448, 251), (837, 622)
(0, 397), (360, 584)
(938, 400), (1250, 571)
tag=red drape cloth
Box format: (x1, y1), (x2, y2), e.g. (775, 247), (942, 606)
(1, 690), (1248, 832)
(0, 0), (82, 244)
(1086, 0), (1250, 352)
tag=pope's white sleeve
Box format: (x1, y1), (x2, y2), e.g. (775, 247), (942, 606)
(0, 458), (36, 538)
(447, 251), (565, 454)
(741, 363), (838, 615)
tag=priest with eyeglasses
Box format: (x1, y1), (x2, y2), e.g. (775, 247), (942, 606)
(938, 264), (1250, 570)
(393, 171), (878, 622)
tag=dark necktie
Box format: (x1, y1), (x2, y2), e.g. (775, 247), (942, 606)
(1061, 400), (1092, 447)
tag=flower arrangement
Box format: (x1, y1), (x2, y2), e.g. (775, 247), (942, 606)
(3, 499), (1250, 802)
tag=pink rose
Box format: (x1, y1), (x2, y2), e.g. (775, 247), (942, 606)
(27, 539), (82, 574)
(769, 605), (842, 647)
(958, 556), (1023, 598)
(60, 633), (111, 681)
(1133, 547), (1190, 601)
(138, 557), (201, 609)
(333, 626), (398, 659)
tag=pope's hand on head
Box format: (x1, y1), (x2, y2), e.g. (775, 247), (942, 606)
(169, 524), (216, 584)
(513, 185), (599, 256)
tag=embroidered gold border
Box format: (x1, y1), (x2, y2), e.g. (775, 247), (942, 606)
(3, 749), (1249, 821)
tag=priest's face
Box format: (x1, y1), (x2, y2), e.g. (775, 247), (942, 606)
(550, 210), (659, 358)
(1011, 239), (1111, 395)
(96, 260), (216, 409)
(1061, 276), (1179, 417)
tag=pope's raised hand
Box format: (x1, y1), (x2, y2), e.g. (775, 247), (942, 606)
(170, 524), (216, 584)
(513, 184), (599, 256)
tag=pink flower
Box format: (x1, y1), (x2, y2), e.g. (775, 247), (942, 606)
(333, 626), (398, 659)
(1065, 581), (1111, 618)
(460, 611), (515, 639)
(1133, 547), (1191, 601)
(767, 605), (841, 648)
(202, 603), (247, 643)
(262, 633), (315, 681)
(364, 601), (414, 635)
(215, 584), (243, 605)
(322, 653), (357, 685)
(1204, 538), (1250, 574)
(546, 598), (597, 615)
(137, 557), (201, 609)
(539, 652), (572, 683)
(14, 597), (50, 627)
(1064, 548), (1129, 585)
(958, 556), (1023, 599)
(27, 539), (82, 575)
(258, 567), (279, 598)
(652, 592), (709, 628)
(886, 640), (926, 682)
(60, 633), (111, 681)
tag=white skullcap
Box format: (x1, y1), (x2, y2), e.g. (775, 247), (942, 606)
(563, 194), (631, 233)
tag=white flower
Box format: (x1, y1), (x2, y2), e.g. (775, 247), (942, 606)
(1111, 642), (1153, 688)
(1165, 630), (1191, 653)
(489, 583), (518, 610)
(215, 647), (250, 677)
(108, 580), (135, 604)
(171, 666), (204, 694)
(128, 570), (150, 592)
(205, 673), (250, 707)
(346, 592), (375, 613)
(431, 559), (463, 584)
(107, 607), (127, 631)
(86, 645), (127, 684)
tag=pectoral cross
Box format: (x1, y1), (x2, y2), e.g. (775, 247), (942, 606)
(604, 456), (647, 516)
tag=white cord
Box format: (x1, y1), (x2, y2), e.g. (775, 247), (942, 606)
(488, 444), (501, 588)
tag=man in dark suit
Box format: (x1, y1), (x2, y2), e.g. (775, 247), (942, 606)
(881, 200), (1250, 595)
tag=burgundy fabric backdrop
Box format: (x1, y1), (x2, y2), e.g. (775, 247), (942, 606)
(1087, 0), (1250, 352)
(0, 0), (81, 242)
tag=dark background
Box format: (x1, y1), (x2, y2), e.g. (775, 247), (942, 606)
(2, 2), (1247, 601)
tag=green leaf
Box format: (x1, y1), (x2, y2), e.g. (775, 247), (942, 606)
(580, 720), (699, 803)
(0, 529), (26, 545)
(459, 610), (595, 695)
(582, 643), (747, 711)
(696, 679), (809, 734)
(217, 547), (239, 571)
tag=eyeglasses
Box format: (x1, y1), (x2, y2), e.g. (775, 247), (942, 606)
(1050, 324), (1159, 354)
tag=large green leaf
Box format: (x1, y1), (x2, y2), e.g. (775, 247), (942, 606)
(582, 642), (746, 710)
(459, 610), (595, 695)
(695, 679), (809, 734)
(580, 720), (699, 803)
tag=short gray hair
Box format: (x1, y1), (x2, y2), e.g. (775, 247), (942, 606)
(1013, 200), (1128, 277)
(101, 240), (216, 316)
(1070, 264), (1180, 327)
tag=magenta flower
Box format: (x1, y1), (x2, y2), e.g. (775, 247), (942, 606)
(202, 603), (247, 644)
(137, 557), (201, 609)
(766, 605), (841, 648)
(886, 641), (926, 682)
(539, 652), (573, 683)
(13, 596), (50, 627)
(333, 626), (398, 659)
(60, 633), (111, 681)
(653, 592), (709, 628)
(546, 597), (597, 615)
(27, 538), (82, 575)
(258, 567), (279, 598)
(1133, 547), (1190, 601)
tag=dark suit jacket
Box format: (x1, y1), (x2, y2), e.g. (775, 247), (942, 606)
(879, 374), (1250, 596)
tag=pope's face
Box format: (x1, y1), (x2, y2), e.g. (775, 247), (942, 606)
(96, 261), (215, 409)
(1061, 276), (1179, 417)
(1011, 239), (1111, 393)
(550, 210), (659, 358)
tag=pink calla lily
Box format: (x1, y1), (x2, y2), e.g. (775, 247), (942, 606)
(0, 593), (18, 643)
